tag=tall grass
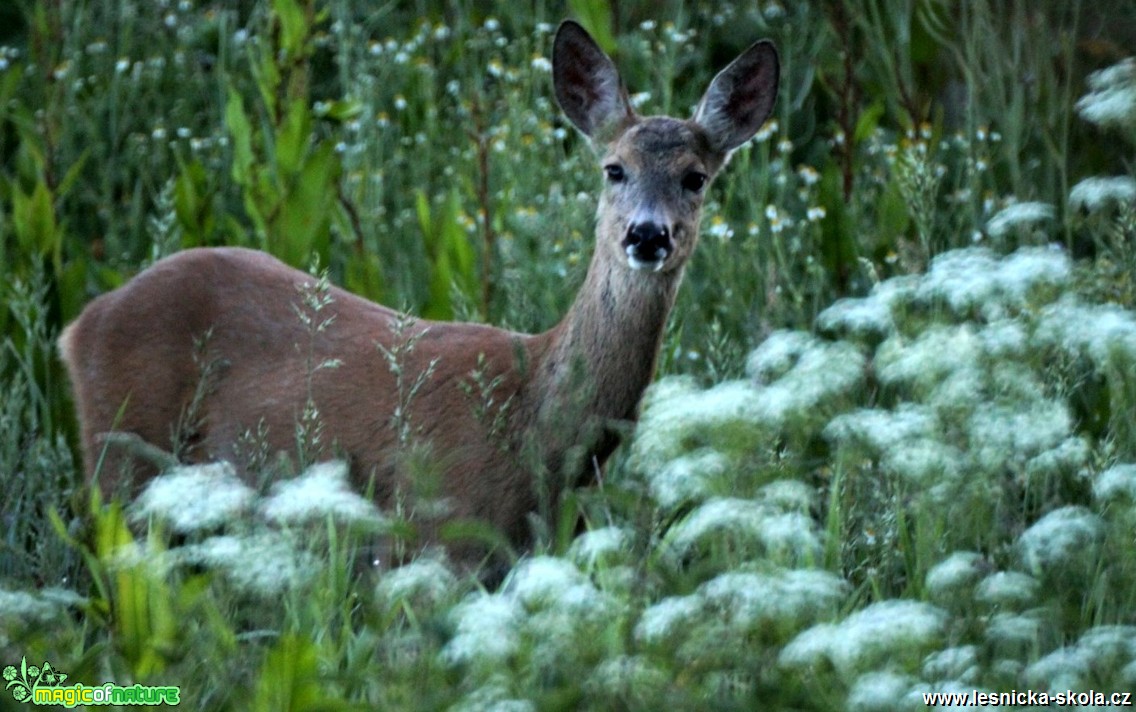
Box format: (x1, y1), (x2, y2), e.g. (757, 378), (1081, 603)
(3, 1), (1136, 709)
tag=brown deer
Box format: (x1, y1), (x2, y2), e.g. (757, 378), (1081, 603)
(59, 21), (778, 555)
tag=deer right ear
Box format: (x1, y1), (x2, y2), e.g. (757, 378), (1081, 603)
(693, 39), (780, 155)
(553, 21), (634, 142)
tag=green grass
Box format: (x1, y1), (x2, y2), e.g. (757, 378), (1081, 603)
(3, 1), (1136, 710)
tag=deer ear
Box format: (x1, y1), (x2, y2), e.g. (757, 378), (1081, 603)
(693, 40), (779, 155)
(553, 21), (634, 141)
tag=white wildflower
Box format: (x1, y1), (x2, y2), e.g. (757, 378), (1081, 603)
(635, 594), (704, 646)
(815, 295), (896, 340)
(1017, 506), (1104, 577)
(762, 1), (787, 19)
(985, 201), (1055, 238)
(180, 533), (315, 597)
(1034, 298), (1136, 368)
(754, 119), (778, 143)
(915, 248), (1002, 315)
(1024, 645), (1091, 692)
(630, 378), (773, 471)
(746, 330), (817, 383)
(568, 526), (633, 569)
(847, 671), (915, 712)
(824, 404), (938, 455)
(967, 398), (1072, 472)
(1024, 436), (1091, 486)
(922, 645), (980, 683)
(756, 479), (816, 514)
(979, 320), (1029, 359)
(913, 246), (1068, 318)
(629, 92), (652, 110)
(646, 449), (728, 510)
(1069, 176), (1136, 211)
(586, 656), (669, 703)
(505, 556), (584, 608)
(505, 556), (617, 629)
(925, 551), (988, 605)
(705, 216), (733, 240)
(876, 325), (982, 396)
(748, 339), (866, 429)
(131, 462), (254, 533)
(881, 437), (963, 492)
(974, 571), (1039, 609)
(905, 680), (981, 709)
(1093, 463), (1136, 504)
(1078, 625), (1136, 669)
(780, 600), (947, 677)
(260, 461), (386, 526)
(1075, 58), (1136, 130)
(985, 612), (1042, 653)
(871, 273), (921, 309)
(995, 246), (1071, 306)
(664, 497), (822, 567)
(450, 683), (534, 712)
(375, 556), (457, 612)
(699, 569), (847, 639)
(441, 593), (521, 666)
(0, 589), (62, 627)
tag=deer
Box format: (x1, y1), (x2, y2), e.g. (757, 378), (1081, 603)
(58, 20), (779, 561)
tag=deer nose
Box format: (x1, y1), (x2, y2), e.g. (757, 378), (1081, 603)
(622, 222), (673, 271)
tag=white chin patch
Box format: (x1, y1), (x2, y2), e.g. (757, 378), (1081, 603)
(626, 247), (667, 272)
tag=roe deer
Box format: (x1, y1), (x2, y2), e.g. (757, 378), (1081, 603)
(59, 21), (778, 554)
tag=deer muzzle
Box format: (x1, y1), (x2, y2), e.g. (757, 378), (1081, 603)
(623, 221), (673, 272)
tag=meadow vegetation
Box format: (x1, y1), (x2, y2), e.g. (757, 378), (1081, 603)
(2, 1), (1136, 709)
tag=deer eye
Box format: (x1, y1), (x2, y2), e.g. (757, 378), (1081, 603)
(682, 171), (707, 193)
(604, 164), (625, 183)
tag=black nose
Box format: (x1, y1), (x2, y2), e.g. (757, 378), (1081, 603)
(622, 222), (673, 265)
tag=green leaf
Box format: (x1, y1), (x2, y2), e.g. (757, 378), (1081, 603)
(440, 189), (477, 298)
(414, 189), (434, 253)
(56, 149), (90, 198)
(12, 181), (59, 258)
(276, 99), (312, 177)
(225, 88), (255, 186)
(57, 257), (88, 322)
(854, 101), (886, 144)
(252, 636), (354, 712)
(567, 0), (617, 55)
(345, 251), (384, 303)
(274, 141), (340, 267)
(318, 99), (363, 123)
(174, 160), (214, 246)
(273, 0), (308, 59)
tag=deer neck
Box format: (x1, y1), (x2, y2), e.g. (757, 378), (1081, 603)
(533, 245), (683, 432)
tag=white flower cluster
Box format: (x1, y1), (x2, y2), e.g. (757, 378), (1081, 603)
(440, 556), (621, 681)
(625, 244), (1136, 704)
(129, 459), (388, 597)
(1076, 58), (1136, 131)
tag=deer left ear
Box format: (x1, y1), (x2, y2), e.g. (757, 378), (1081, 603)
(553, 20), (635, 142)
(693, 40), (779, 155)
